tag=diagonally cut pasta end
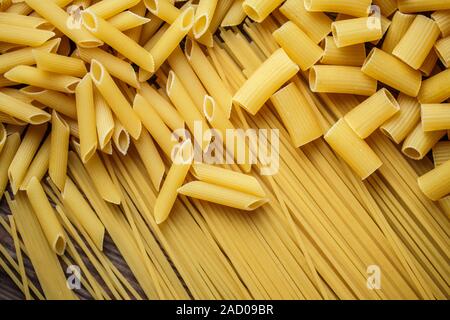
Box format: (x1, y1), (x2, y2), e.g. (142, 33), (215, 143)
(29, 112), (51, 125)
(246, 198), (270, 211)
(184, 37), (194, 60)
(166, 70), (176, 96)
(143, 0), (158, 15)
(242, 3), (263, 23)
(53, 234), (67, 256)
(81, 9), (99, 33)
(65, 79), (81, 94)
(89, 59), (104, 86)
(203, 95), (216, 122)
(309, 66), (318, 92)
(193, 13), (209, 38)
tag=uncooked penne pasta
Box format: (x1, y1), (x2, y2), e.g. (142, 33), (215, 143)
(87, 0), (141, 19)
(279, 0), (332, 44)
(362, 48), (422, 97)
(107, 10), (150, 32)
(49, 111), (70, 190)
(381, 11), (415, 54)
(331, 17), (382, 48)
(380, 93), (421, 144)
(320, 36), (366, 66)
(5, 65), (80, 94)
(154, 140), (192, 224)
(93, 89), (114, 150)
(0, 12), (51, 30)
(432, 10), (450, 37)
(233, 48), (299, 115)
(90, 60), (142, 140)
(0, 91), (50, 125)
(76, 75), (97, 163)
(324, 118), (382, 179)
(305, 0), (370, 17)
(242, 0), (283, 23)
(61, 177), (105, 250)
(221, 0), (246, 27)
(418, 69), (450, 103)
(25, 0), (102, 48)
(33, 50), (87, 78)
(392, 15), (440, 69)
(309, 65), (377, 96)
(26, 176), (66, 255)
(434, 36), (450, 67)
(82, 10), (155, 72)
(0, 123), (5, 154)
(402, 122), (446, 160)
(417, 159), (450, 201)
(112, 119), (130, 155)
(273, 21), (323, 71)
(421, 104), (450, 132)
(344, 88), (399, 139)
(193, 0), (218, 38)
(398, 0), (450, 13)
(19, 135), (51, 191)
(0, 24), (54, 47)
(432, 141), (450, 167)
(0, 133), (20, 198)
(270, 82), (322, 147)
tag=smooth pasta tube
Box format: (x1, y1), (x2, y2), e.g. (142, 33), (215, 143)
(398, 0), (450, 13)
(309, 65), (377, 96)
(432, 141), (450, 166)
(26, 177), (66, 255)
(193, 0), (218, 38)
(381, 11), (415, 54)
(331, 17), (382, 48)
(432, 10), (450, 37)
(273, 21), (323, 71)
(0, 133), (20, 198)
(33, 50), (87, 78)
(242, 0), (284, 23)
(421, 104), (450, 132)
(76, 75), (97, 163)
(0, 91), (50, 125)
(380, 93), (421, 144)
(62, 177), (105, 250)
(344, 88), (400, 139)
(154, 140), (192, 224)
(87, 0), (140, 19)
(270, 82), (322, 147)
(279, 0), (332, 44)
(49, 111), (70, 190)
(25, 0), (102, 48)
(418, 69), (450, 103)
(434, 37), (450, 68)
(324, 118), (382, 179)
(19, 136), (51, 191)
(402, 123), (446, 160)
(82, 10), (155, 72)
(90, 60), (142, 140)
(93, 89), (114, 150)
(362, 48), (422, 97)
(107, 10), (150, 32)
(304, 0), (370, 17)
(392, 15), (440, 69)
(320, 36), (366, 66)
(233, 48), (299, 115)
(417, 160), (450, 201)
(0, 24), (54, 47)
(4, 66), (80, 94)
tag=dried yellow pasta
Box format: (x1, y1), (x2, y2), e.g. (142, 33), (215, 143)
(417, 160), (450, 201)
(421, 104), (450, 132)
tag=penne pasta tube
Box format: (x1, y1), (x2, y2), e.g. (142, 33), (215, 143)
(242, 0), (283, 23)
(0, 24), (54, 47)
(0, 91), (51, 125)
(362, 48), (422, 97)
(0, 12), (52, 30)
(331, 17), (382, 48)
(270, 82), (322, 147)
(0, 133), (20, 198)
(185, 39), (233, 117)
(193, 0), (218, 38)
(139, 13), (163, 45)
(398, 0), (450, 13)
(418, 69), (450, 103)
(309, 65), (377, 96)
(324, 118), (382, 179)
(49, 111), (70, 190)
(19, 135), (51, 190)
(432, 10), (450, 37)
(138, 82), (184, 131)
(178, 181), (268, 210)
(206, 0), (233, 34)
(0, 112), (25, 125)
(87, 0), (141, 19)
(432, 141), (450, 167)
(93, 89), (114, 149)
(76, 75), (97, 163)
(273, 21), (323, 71)
(4, 65), (81, 94)
(402, 122), (446, 160)
(76, 47), (139, 88)
(0, 87), (32, 103)
(26, 176), (66, 255)
(133, 94), (176, 158)
(305, 0), (371, 17)
(33, 50), (87, 78)
(62, 177), (105, 250)
(112, 119), (130, 155)
(320, 36), (366, 66)
(100, 139), (112, 155)
(421, 104), (450, 132)
(372, 0), (397, 17)
(419, 50), (439, 77)
(0, 123), (5, 154)
(233, 48), (299, 115)
(154, 140), (192, 224)
(381, 11), (415, 54)
(90, 60), (142, 140)
(279, 0), (332, 44)
(417, 159), (450, 201)
(434, 36), (450, 68)
(221, 0), (246, 27)
(392, 15), (440, 69)
(380, 93), (421, 144)
(107, 10), (150, 32)
(25, 0), (102, 48)
(82, 10), (155, 72)
(344, 88), (400, 139)
(133, 129), (165, 191)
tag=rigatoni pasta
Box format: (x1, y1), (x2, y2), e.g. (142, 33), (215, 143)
(381, 11), (415, 54)
(421, 104), (450, 132)
(402, 122), (446, 160)
(432, 10), (450, 37)
(418, 69), (450, 103)
(304, 0), (371, 17)
(417, 160), (450, 201)
(242, 0), (284, 23)
(320, 36), (366, 66)
(397, 0), (450, 13)
(434, 36), (450, 67)
(331, 17), (382, 48)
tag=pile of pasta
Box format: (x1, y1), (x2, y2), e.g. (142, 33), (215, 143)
(0, 0), (449, 300)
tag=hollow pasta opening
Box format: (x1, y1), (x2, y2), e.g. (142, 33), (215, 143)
(90, 59), (104, 85)
(381, 88), (400, 109)
(403, 147), (422, 160)
(166, 70), (175, 96)
(304, 0), (312, 10)
(181, 7), (195, 30)
(309, 67), (318, 91)
(247, 198), (269, 210)
(81, 10), (98, 32)
(193, 15), (208, 37)
(30, 114), (51, 125)
(203, 95), (215, 122)
(242, 4), (261, 22)
(54, 235), (66, 256)
(185, 38), (193, 59)
(144, 0), (158, 13)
